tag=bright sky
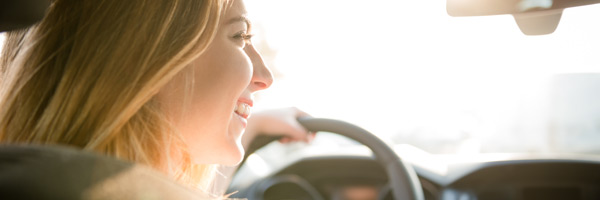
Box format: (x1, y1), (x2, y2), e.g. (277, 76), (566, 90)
(246, 1), (600, 153)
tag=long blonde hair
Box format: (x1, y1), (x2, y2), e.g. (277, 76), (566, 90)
(0, 0), (227, 192)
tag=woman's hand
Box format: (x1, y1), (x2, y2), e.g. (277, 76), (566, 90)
(242, 107), (315, 148)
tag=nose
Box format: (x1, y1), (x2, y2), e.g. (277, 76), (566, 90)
(245, 43), (273, 92)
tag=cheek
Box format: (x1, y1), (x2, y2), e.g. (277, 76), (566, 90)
(176, 40), (253, 164)
(197, 40), (252, 91)
(192, 38), (253, 97)
(218, 50), (253, 88)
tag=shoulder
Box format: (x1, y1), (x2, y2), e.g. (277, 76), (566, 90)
(0, 145), (209, 199)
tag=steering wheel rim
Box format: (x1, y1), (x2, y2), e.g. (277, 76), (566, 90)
(240, 117), (424, 200)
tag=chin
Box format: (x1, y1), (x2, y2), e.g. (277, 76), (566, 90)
(219, 123), (246, 166)
(218, 140), (245, 166)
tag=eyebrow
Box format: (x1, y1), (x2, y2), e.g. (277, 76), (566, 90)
(226, 16), (252, 32)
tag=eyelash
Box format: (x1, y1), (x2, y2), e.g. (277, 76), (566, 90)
(234, 32), (254, 42)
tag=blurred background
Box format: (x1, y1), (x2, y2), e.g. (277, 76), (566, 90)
(244, 0), (600, 155)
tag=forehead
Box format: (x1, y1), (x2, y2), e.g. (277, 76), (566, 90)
(225, 0), (247, 18)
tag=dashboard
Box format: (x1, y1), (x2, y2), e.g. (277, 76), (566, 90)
(229, 146), (600, 200)
(439, 160), (600, 200)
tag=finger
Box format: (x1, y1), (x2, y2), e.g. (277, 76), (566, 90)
(293, 108), (314, 139)
(303, 130), (315, 143)
(308, 132), (316, 143)
(289, 122), (311, 142)
(290, 107), (311, 119)
(295, 109), (311, 118)
(279, 137), (290, 144)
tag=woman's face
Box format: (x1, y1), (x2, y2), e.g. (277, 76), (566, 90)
(158, 0), (272, 165)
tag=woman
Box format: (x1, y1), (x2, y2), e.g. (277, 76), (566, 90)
(0, 0), (312, 198)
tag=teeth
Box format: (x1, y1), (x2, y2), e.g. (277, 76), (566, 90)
(234, 102), (251, 117)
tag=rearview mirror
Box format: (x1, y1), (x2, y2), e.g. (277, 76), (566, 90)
(446, 0), (600, 35)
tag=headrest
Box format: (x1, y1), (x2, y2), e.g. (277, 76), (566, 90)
(0, 0), (50, 32)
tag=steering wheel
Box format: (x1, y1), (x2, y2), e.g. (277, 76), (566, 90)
(240, 117), (425, 200)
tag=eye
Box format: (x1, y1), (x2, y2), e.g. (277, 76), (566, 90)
(233, 31), (254, 44)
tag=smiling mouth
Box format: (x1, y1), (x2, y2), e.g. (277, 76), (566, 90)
(234, 102), (251, 119)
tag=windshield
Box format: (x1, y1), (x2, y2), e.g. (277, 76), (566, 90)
(245, 0), (600, 155)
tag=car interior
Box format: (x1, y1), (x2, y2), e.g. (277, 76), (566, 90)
(1, 0), (600, 200)
(226, 0), (600, 199)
